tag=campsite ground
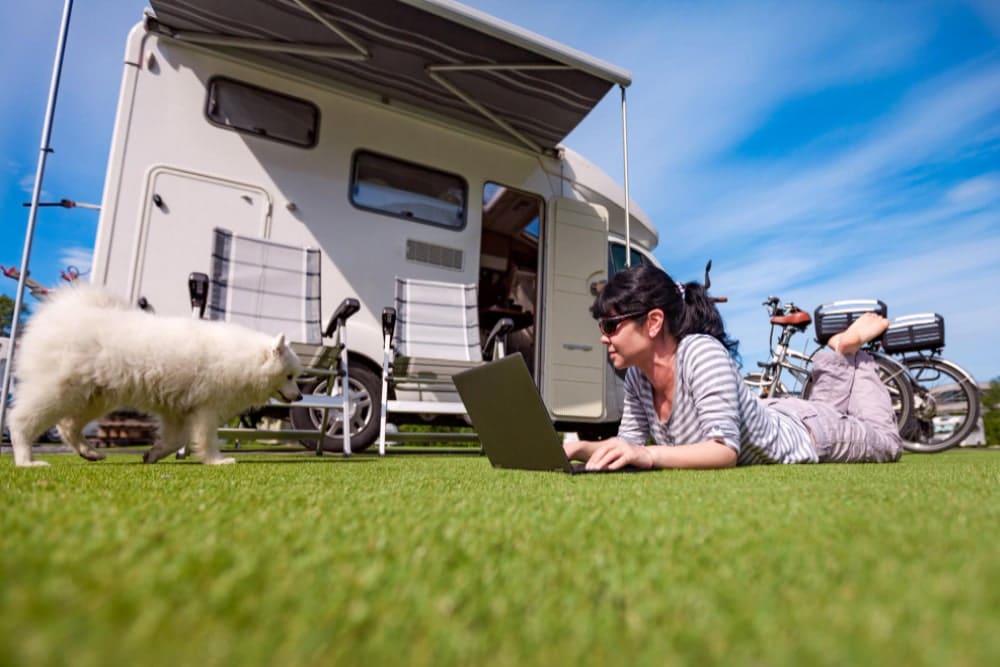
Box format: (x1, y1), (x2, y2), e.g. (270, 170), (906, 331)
(1, 447), (997, 666)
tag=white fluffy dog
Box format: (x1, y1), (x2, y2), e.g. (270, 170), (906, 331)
(8, 285), (303, 467)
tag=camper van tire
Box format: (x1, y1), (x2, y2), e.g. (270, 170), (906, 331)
(289, 363), (381, 452)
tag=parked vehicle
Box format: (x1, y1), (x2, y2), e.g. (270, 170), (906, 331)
(90, 1), (660, 450)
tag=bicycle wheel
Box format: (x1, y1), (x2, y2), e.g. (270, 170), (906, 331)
(800, 354), (913, 432)
(899, 357), (980, 453)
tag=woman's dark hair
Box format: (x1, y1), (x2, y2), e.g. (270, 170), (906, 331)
(591, 263), (740, 363)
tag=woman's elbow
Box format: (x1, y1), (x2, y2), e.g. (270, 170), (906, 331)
(713, 441), (739, 468)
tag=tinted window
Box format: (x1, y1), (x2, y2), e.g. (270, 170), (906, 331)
(206, 77), (318, 148)
(608, 242), (647, 276)
(351, 151), (466, 229)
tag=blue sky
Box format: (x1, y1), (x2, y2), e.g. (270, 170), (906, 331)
(2, 0), (999, 381)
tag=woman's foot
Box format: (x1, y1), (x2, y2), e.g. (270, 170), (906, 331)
(828, 312), (889, 355)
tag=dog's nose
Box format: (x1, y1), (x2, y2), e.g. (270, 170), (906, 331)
(291, 390), (303, 402)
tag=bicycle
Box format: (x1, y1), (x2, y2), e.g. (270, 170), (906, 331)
(743, 297), (914, 436)
(745, 298), (981, 453)
(878, 313), (981, 453)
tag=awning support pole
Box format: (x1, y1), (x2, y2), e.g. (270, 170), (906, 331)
(0, 0), (74, 445)
(620, 84), (632, 267)
(290, 0), (371, 58)
(427, 67), (544, 154)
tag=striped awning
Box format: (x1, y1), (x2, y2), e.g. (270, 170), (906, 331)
(146, 0), (632, 154)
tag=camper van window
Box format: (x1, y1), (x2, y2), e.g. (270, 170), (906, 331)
(205, 77), (319, 148)
(350, 151), (467, 229)
(609, 242), (648, 276)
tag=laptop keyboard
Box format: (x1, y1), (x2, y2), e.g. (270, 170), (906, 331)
(569, 462), (649, 474)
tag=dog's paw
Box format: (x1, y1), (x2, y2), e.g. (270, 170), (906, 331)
(205, 456), (237, 465)
(142, 450), (159, 464)
(80, 450), (106, 462)
(16, 460), (51, 468)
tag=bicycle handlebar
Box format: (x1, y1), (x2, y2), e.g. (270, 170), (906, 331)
(761, 295), (805, 319)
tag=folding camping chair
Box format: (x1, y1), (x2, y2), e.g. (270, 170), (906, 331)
(184, 227), (360, 457)
(377, 277), (514, 455)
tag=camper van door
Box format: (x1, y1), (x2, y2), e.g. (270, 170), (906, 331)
(128, 167), (271, 315)
(541, 198), (609, 419)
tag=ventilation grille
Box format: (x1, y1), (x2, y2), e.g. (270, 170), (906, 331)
(405, 239), (464, 270)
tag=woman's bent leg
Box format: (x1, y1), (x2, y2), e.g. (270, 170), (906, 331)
(808, 350), (902, 463)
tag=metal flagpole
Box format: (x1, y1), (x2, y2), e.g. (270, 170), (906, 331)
(620, 84), (632, 267)
(0, 0), (75, 445)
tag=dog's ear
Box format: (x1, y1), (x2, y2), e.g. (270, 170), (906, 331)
(271, 333), (287, 357)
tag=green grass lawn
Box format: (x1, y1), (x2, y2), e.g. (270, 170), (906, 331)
(2, 448), (998, 666)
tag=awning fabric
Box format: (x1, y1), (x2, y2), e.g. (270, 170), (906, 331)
(146, 0), (632, 154)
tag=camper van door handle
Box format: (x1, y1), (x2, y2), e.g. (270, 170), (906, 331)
(563, 343), (593, 352)
(152, 194), (164, 209)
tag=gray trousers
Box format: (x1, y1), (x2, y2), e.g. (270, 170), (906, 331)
(766, 350), (903, 463)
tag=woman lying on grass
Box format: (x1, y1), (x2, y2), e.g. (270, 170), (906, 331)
(565, 264), (902, 471)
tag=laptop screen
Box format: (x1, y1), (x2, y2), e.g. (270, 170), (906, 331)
(453, 354), (574, 472)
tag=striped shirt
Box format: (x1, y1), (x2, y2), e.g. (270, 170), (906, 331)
(618, 334), (818, 465)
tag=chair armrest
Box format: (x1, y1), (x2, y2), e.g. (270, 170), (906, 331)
(324, 298), (361, 337)
(382, 307), (397, 343)
(188, 272), (209, 319)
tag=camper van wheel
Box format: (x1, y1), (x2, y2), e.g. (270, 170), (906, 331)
(289, 364), (381, 453)
(40, 427), (63, 444)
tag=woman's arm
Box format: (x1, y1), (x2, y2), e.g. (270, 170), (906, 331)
(564, 366), (656, 463)
(582, 438), (738, 471)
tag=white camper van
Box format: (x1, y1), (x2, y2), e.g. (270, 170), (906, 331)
(91, 0), (660, 451)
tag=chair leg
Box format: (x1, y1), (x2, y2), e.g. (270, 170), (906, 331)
(341, 331), (351, 458)
(315, 415), (325, 457)
(342, 401), (351, 456)
(378, 331), (392, 456)
(315, 394), (330, 457)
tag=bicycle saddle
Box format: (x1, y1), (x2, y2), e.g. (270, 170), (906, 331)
(770, 310), (811, 328)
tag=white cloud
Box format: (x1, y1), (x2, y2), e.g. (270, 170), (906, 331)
(946, 173), (1000, 206)
(18, 174), (35, 194)
(568, 1), (930, 198)
(673, 62), (1000, 249)
(17, 173), (49, 201)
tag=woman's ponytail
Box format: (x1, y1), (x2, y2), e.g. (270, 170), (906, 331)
(677, 281), (741, 365)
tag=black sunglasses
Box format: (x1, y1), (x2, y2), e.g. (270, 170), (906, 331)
(597, 311), (647, 335)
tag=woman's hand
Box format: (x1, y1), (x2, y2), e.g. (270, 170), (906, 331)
(584, 440), (655, 471)
(562, 437), (587, 462)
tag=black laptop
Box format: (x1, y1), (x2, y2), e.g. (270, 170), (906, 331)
(453, 353), (650, 474)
